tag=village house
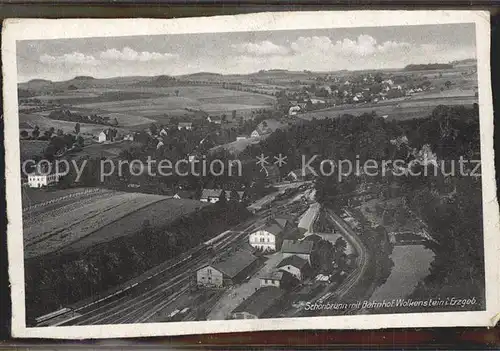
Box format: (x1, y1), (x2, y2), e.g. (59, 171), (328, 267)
(231, 286), (284, 319)
(160, 128), (168, 137)
(281, 239), (314, 263)
(98, 129), (116, 143)
(27, 171), (63, 188)
(98, 130), (107, 143)
(196, 250), (258, 288)
(259, 270), (297, 290)
(288, 105), (301, 116)
(276, 255), (310, 281)
(178, 122), (193, 130)
(250, 119), (284, 138)
(200, 189), (223, 203)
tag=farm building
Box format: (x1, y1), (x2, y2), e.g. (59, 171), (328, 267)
(281, 239), (314, 263)
(259, 270), (298, 290)
(276, 255), (310, 281)
(178, 122), (193, 130)
(230, 286), (284, 319)
(196, 250), (258, 288)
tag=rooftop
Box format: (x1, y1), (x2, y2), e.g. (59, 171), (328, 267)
(212, 250), (258, 279)
(277, 255), (309, 270)
(231, 286), (284, 317)
(261, 223), (285, 237)
(281, 239), (314, 255)
(200, 188), (223, 199)
(260, 270), (284, 281)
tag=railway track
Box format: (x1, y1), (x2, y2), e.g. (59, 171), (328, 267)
(40, 195), (303, 326)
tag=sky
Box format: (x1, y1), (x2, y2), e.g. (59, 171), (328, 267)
(16, 23), (476, 82)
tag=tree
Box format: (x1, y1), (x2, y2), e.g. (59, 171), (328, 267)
(57, 129), (64, 137)
(77, 135), (85, 147)
(311, 240), (335, 274)
(230, 189), (240, 202)
(333, 237), (347, 253)
(217, 190), (227, 205)
(149, 123), (158, 135)
(74, 122), (81, 135)
(232, 110), (236, 120)
(175, 89), (180, 97)
(31, 126), (40, 139)
(20, 130), (29, 138)
(444, 80), (452, 89)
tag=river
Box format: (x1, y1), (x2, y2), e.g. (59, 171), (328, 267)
(368, 245), (435, 301)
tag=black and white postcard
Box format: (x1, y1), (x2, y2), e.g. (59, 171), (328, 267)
(3, 11), (499, 338)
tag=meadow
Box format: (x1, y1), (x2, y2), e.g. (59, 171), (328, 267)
(22, 188), (203, 259)
(73, 86), (276, 120)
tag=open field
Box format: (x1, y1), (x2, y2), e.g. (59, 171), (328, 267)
(64, 198), (205, 253)
(74, 87), (276, 119)
(22, 187), (102, 207)
(23, 188), (203, 259)
(66, 140), (135, 159)
(23, 85), (276, 127)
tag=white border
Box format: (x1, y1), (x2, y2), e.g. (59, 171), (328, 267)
(3, 11), (499, 339)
